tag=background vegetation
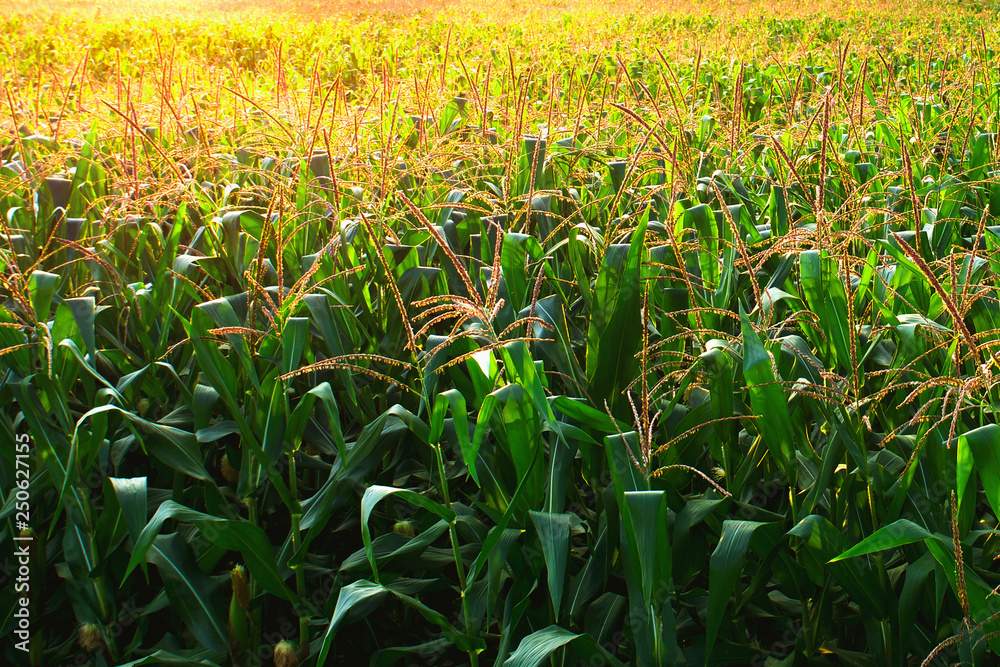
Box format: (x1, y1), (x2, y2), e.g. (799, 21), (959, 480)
(4, 1), (1000, 665)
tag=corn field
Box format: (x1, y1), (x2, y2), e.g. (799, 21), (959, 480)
(4, 3), (1000, 665)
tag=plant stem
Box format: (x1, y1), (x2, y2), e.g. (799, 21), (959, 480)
(288, 451), (309, 660)
(433, 441), (478, 666)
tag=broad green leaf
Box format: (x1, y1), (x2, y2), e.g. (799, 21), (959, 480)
(706, 520), (771, 661)
(800, 249), (851, 373)
(620, 490), (680, 665)
(502, 232), (543, 311)
(196, 296), (260, 392)
(740, 306), (796, 483)
(360, 485), (456, 583)
(281, 316), (310, 375)
(125, 500), (295, 601)
(147, 534), (228, 656)
(829, 520), (933, 562)
(180, 310), (298, 512)
(505, 625), (580, 667)
(57, 296), (97, 358)
(431, 389), (473, 483)
(961, 424), (1000, 520)
(114, 649), (221, 666)
(788, 515), (886, 619)
(317, 580), (389, 667)
(72, 404), (210, 483)
(925, 536), (1000, 653)
(586, 218), (647, 414)
(471, 382), (544, 507)
(110, 476), (147, 544)
(29, 270), (60, 321)
(529, 511), (572, 616)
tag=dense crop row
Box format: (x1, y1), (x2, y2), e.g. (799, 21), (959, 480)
(4, 5), (1000, 666)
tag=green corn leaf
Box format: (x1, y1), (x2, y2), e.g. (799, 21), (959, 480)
(620, 490), (680, 665)
(800, 249), (851, 372)
(467, 440), (543, 585)
(924, 537), (1000, 653)
(739, 306), (796, 483)
(430, 389), (473, 482)
(146, 534), (228, 656)
(360, 485), (457, 583)
(586, 217), (647, 414)
(114, 649), (222, 667)
(195, 297), (260, 393)
(180, 310), (298, 512)
(706, 520), (771, 662)
(504, 625), (580, 667)
(73, 404), (210, 483)
(125, 500), (295, 602)
(529, 510), (572, 616)
(961, 424), (1000, 520)
(317, 580), (389, 667)
(281, 316), (310, 375)
(502, 232), (543, 311)
(28, 270), (60, 322)
(110, 476), (147, 544)
(829, 520), (933, 562)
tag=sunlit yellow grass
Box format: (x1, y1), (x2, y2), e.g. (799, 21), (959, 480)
(0, 0), (986, 23)
(0, 0), (993, 218)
